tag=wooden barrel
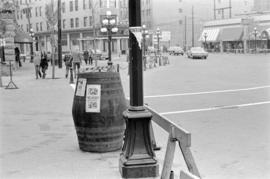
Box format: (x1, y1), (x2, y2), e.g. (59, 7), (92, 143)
(72, 72), (127, 152)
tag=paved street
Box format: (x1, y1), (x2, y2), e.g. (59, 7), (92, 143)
(0, 53), (270, 179)
(142, 53), (270, 179)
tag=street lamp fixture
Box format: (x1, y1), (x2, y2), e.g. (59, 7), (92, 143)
(252, 27), (259, 53)
(29, 28), (35, 62)
(204, 32), (208, 50)
(142, 25), (149, 70)
(100, 11), (118, 66)
(156, 27), (161, 55)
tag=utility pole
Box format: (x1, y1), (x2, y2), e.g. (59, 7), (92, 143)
(51, 0), (55, 79)
(192, 6), (194, 47)
(229, 0), (232, 18)
(57, 0), (62, 68)
(184, 15), (187, 51)
(214, 0), (216, 19)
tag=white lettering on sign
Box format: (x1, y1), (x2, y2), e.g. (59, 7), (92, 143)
(86, 84), (101, 113)
(130, 26), (142, 49)
(76, 78), (87, 97)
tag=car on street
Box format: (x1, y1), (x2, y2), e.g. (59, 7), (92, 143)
(187, 47), (208, 59)
(168, 46), (184, 56)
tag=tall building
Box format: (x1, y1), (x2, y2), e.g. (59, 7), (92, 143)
(13, 0), (151, 53)
(14, 0), (154, 55)
(253, 0), (270, 12)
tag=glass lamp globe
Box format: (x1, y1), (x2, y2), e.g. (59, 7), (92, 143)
(101, 28), (107, 32)
(112, 27), (118, 33)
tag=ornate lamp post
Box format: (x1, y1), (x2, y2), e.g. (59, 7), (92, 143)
(204, 32), (208, 50)
(100, 11), (118, 66)
(29, 28), (35, 63)
(142, 25), (149, 71)
(252, 27), (259, 53)
(156, 27), (161, 55)
(119, 0), (159, 178)
(156, 28), (162, 66)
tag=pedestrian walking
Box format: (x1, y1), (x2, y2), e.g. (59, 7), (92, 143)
(40, 51), (48, 79)
(63, 52), (73, 78)
(71, 49), (82, 79)
(83, 50), (89, 65)
(89, 50), (93, 65)
(14, 47), (21, 69)
(33, 51), (41, 79)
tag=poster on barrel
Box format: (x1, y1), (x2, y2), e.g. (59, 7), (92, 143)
(85, 84), (101, 113)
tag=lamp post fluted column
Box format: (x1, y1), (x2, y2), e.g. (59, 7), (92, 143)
(101, 11), (118, 66)
(119, 0), (159, 178)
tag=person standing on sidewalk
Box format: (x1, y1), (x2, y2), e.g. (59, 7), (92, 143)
(14, 47), (21, 69)
(33, 51), (41, 79)
(83, 50), (89, 65)
(63, 52), (73, 78)
(71, 49), (81, 79)
(40, 52), (48, 79)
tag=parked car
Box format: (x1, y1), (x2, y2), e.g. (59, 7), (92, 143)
(187, 47), (208, 59)
(168, 46), (184, 55)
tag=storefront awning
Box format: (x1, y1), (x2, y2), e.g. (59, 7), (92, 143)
(199, 28), (220, 42)
(14, 29), (33, 43)
(219, 27), (243, 42)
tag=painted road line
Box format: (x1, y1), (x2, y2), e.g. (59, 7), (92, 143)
(144, 85), (270, 99)
(159, 101), (270, 115)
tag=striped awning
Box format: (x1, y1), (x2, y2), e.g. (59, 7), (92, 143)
(219, 27), (243, 41)
(199, 28), (220, 42)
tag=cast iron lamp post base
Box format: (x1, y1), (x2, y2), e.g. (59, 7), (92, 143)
(119, 108), (159, 178)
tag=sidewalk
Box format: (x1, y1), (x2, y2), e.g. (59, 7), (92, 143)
(0, 61), (176, 179)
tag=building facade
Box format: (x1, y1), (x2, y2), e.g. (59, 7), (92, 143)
(151, 0), (253, 49)
(15, 0), (153, 55)
(199, 14), (270, 53)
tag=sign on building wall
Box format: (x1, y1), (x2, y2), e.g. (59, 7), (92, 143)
(153, 31), (171, 44)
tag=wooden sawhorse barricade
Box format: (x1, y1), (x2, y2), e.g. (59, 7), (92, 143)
(146, 105), (201, 179)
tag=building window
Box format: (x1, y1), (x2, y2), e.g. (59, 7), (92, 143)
(84, 17), (87, 27)
(179, 8), (182, 13)
(39, 7), (42, 16)
(47, 22), (50, 30)
(89, 0), (92, 9)
(35, 7), (38, 16)
(26, 24), (29, 32)
(109, 0), (116, 8)
(100, 0), (106, 8)
(70, 18), (74, 28)
(40, 22), (43, 31)
(70, 1), (73, 12)
(17, 11), (20, 19)
(89, 16), (93, 26)
(20, 0), (22, 5)
(36, 23), (39, 32)
(75, 0), (78, 11)
(63, 19), (66, 29)
(29, 9), (32, 17)
(62, 2), (65, 13)
(83, 0), (86, 9)
(75, 17), (79, 27)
